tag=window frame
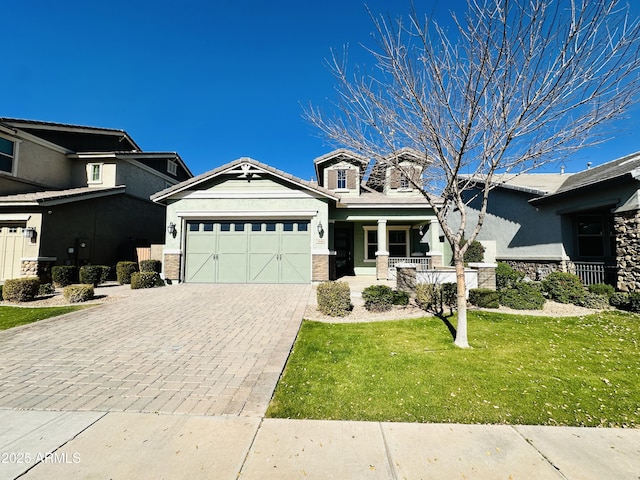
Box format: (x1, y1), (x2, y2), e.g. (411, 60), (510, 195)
(336, 169), (347, 189)
(0, 136), (16, 175)
(88, 163), (103, 184)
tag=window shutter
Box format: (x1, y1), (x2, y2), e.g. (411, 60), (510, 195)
(327, 169), (337, 189)
(347, 169), (357, 189)
(390, 168), (400, 189)
(410, 167), (422, 188)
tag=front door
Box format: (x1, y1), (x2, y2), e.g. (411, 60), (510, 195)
(334, 226), (354, 277)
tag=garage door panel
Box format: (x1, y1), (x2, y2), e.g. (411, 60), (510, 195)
(217, 253), (247, 283)
(249, 253), (279, 283)
(185, 253), (216, 283)
(280, 253), (311, 284)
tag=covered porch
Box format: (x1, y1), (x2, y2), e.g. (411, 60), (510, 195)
(328, 214), (451, 280)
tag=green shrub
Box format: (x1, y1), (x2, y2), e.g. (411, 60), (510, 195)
(610, 292), (631, 310)
(130, 272), (165, 289)
(317, 281), (352, 317)
(499, 282), (545, 310)
(588, 283), (615, 298)
(416, 282), (457, 315)
(392, 289), (410, 306)
(63, 284), (94, 303)
(542, 272), (585, 305)
(630, 292), (640, 313)
(79, 265), (110, 287)
(462, 239), (485, 264)
(2, 277), (41, 302)
(140, 259), (162, 273)
(495, 262), (525, 291)
(468, 288), (500, 308)
(116, 261), (139, 284)
(361, 285), (409, 312)
(51, 265), (77, 287)
(38, 283), (55, 296)
(579, 291), (611, 310)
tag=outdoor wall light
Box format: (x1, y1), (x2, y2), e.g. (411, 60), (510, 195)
(22, 227), (36, 240)
(317, 221), (324, 237)
(167, 222), (177, 238)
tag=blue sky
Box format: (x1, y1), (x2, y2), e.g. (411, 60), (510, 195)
(4, 0), (640, 179)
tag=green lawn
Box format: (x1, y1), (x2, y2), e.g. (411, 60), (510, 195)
(267, 310), (640, 427)
(0, 305), (88, 330)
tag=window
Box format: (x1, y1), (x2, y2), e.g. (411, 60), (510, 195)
(220, 223), (231, 232)
(252, 223), (262, 232)
(400, 173), (410, 189)
(365, 229), (378, 260)
(283, 222), (294, 232)
(167, 159), (178, 176)
(337, 169), (347, 189)
(298, 222), (309, 232)
(576, 214), (615, 258)
(265, 222), (276, 232)
(89, 163), (102, 183)
(389, 229), (408, 256)
(234, 223), (245, 232)
(203, 223), (214, 232)
(188, 222), (200, 232)
(0, 137), (14, 173)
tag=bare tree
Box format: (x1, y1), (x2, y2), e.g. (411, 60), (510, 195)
(306, 0), (640, 348)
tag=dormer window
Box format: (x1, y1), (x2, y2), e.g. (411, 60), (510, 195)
(337, 169), (347, 189)
(88, 163), (103, 183)
(400, 173), (410, 189)
(0, 137), (15, 174)
(167, 159), (178, 176)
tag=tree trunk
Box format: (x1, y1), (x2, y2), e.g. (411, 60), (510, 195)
(454, 255), (470, 348)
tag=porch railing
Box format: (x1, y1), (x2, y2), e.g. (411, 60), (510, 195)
(573, 262), (617, 286)
(388, 257), (431, 279)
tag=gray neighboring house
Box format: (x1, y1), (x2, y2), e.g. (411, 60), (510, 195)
(462, 152), (640, 291)
(0, 118), (192, 282)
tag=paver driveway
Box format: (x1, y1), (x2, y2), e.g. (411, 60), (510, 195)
(0, 284), (310, 417)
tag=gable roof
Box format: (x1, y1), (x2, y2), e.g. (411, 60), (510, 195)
(0, 118), (140, 152)
(151, 157), (339, 203)
(313, 149), (369, 186)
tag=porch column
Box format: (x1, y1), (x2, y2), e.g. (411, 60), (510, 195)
(376, 219), (389, 280)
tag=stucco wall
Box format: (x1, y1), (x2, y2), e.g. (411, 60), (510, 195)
(163, 176), (331, 255)
(116, 161), (175, 200)
(14, 139), (72, 188)
(460, 187), (566, 261)
(40, 194), (166, 267)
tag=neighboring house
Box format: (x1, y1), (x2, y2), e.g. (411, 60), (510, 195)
(0, 118), (192, 281)
(460, 152), (640, 291)
(151, 149), (450, 284)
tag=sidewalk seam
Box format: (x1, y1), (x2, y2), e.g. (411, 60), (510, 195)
(378, 422), (399, 480)
(236, 416), (264, 478)
(14, 410), (109, 479)
(511, 425), (569, 480)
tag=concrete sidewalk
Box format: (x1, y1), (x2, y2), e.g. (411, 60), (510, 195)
(3, 410), (639, 479)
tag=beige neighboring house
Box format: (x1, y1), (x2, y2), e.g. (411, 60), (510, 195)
(152, 149), (450, 284)
(0, 118), (192, 282)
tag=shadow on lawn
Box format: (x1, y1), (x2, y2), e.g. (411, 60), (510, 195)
(436, 314), (457, 340)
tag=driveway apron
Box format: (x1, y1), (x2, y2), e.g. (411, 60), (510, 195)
(0, 284), (310, 417)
